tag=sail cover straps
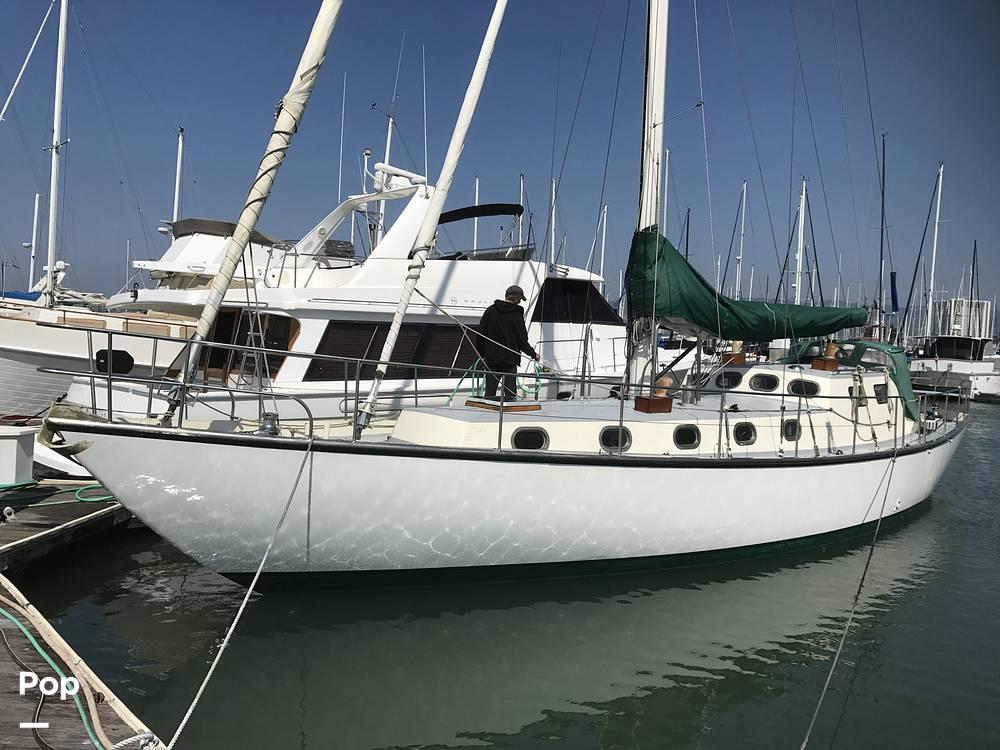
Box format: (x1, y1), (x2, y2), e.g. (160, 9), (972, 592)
(625, 227), (868, 340)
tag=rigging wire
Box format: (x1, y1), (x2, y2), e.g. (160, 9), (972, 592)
(788, 0), (841, 307)
(895, 174), (939, 343)
(831, 0), (866, 301)
(586, 0), (631, 276)
(692, 0), (717, 270)
(723, 0), (784, 282)
(72, 5), (155, 260)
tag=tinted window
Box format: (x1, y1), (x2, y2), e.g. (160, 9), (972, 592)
(873, 383), (889, 404)
(531, 279), (624, 325)
(788, 379), (820, 397)
(749, 373), (779, 392)
(733, 422), (756, 445)
(673, 425), (701, 449)
(849, 385), (868, 406)
(782, 419), (801, 441)
(202, 310), (298, 379)
(304, 322), (478, 381)
(512, 427), (548, 450)
(715, 371), (743, 389)
(599, 426), (631, 452)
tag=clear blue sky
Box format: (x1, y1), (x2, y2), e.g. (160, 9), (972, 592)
(1, 0), (997, 311)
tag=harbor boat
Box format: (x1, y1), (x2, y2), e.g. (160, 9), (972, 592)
(910, 334), (1000, 403)
(60, 175), (629, 421)
(43, 0), (967, 576)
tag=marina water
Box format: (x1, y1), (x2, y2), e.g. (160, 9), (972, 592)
(18, 405), (1000, 749)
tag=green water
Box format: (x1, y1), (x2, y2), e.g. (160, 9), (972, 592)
(15, 404), (1000, 749)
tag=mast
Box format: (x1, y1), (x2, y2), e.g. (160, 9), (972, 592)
(877, 132), (887, 337)
(748, 264), (755, 301)
(176, 0), (345, 390)
(356, 0), (508, 431)
(517, 173), (524, 246)
(44, 0), (69, 308)
(599, 203), (608, 287)
(661, 146), (671, 234)
(172, 127), (185, 224)
(925, 162), (943, 337)
(338, 72), (347, 203)
(637, 0), (668, 231)
(473, 175), (480, 251)
(375, 33), (406, 247)
(734, 179), (747, 300)
(549, 178), (557, 265)
(683, 206), (690, 260)
(969, 239), (979, 337)
(28, 193), (41, 286)
(794, 178), (806, 305)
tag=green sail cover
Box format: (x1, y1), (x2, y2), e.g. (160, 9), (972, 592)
(626, 228), (868, 340)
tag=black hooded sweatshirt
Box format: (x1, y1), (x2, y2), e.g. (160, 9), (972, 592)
(477, 300), (538, 366)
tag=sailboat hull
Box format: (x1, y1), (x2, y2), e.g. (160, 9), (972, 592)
(48, 418), (962, 574)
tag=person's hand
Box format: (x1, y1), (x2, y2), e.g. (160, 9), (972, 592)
(533, 352), (541, 362)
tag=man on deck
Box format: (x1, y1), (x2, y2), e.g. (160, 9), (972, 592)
(477, 285), (540, 401)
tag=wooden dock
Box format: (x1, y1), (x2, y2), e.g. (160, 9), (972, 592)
(0, 481), (132, 574)
(0, 574), (163, 749)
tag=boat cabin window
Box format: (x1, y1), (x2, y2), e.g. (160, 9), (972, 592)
(512, 427), (549, 450)
(782, 419), (801, 442)
(923, 336), (986, 361)
(733, 422), (756, 446)
(873, 383), (889, 404)
(673, 424), (701, 450)
(859, 348), (895, 373)
(749, 373), (779, 392)
(530, 278), (624, 325)
(599, 426), (631, 452)
(200, 310), (299, 380)
(715, 371), (743, 389)
(849, 385), (867, 407)
(788, 379), (820, 397)
(304, 322), (479, 381)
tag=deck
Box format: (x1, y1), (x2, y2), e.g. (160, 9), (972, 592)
(0, 481), (132, 574)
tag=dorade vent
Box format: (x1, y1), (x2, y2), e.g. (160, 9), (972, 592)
(673, 424), (701, 450)
(782, 419), (801, 441)
(512, 427), (549, 450)
(715, 371), (743, 389)
(599, 426), (632, 452)
(749, 373), (779, 392)
(733, 422), (757, 446)
(788, 379), (820, 397)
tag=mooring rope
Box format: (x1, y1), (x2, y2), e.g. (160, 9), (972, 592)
(799, 450), (898, 749)
(166, 437), (315, 749)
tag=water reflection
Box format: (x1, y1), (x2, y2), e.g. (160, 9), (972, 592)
(22, 506), (944, 750)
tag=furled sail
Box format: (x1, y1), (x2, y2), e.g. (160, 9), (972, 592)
(626, 227), (868, 340)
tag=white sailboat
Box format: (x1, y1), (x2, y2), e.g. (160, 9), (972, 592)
(43, 0), (966, 576)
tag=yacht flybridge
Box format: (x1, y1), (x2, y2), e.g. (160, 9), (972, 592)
(42, 0), (966, 577)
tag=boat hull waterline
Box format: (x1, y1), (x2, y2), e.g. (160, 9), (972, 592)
(47, 417), (963, 574)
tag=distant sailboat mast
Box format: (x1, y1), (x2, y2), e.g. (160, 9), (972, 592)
(925, 162), (943, 337)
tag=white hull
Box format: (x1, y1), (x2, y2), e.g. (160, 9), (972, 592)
(51, 418), (962, 574)
(0, 347), (81, 416)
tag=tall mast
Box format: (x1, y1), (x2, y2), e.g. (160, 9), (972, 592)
(28, 192), (41, 286)
(473, 175), (480, 251)
(637, 0), (668, 231)
(599, 203), (608, 287)
(734, 179), (747, 300)
(969, 239), (979, 336)
(517, 173), (524, 246)
(44, 0), (69, 308)
(177, 0), (345, 387)
(549, 178), (556, 265)
(877, 132), (887, 337)
(925, 162), (943, 337)
(172, 127), (185, 224)
(357, 0), (508, 431)
(338, 72), (347, 203)
(794, 177), (806, 305)
(375, 32), (406, 247)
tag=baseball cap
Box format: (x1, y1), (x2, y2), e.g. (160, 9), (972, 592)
(505, 284), (526, 300)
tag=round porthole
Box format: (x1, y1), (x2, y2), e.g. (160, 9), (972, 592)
(749, 373), (779, 392)
(673, 424), (701, 450)
(733, 422), (756, 446)
(788, 379), (820, 397)
(512, 427), (549, 450)
(599, 426), (632, 452)
(714, 370), (743, 389)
